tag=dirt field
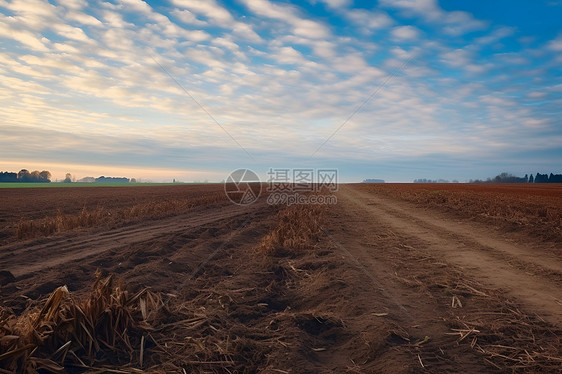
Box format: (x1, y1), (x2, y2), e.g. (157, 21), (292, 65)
(355, 183), (562, 245)
(1, 184), (561, 373)
(0, 184), (228, 244)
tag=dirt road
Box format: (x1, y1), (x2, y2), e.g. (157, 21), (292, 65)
(335, 185), (562, 327)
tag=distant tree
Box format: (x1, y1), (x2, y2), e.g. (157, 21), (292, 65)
(29, 170), (41, 182)
(1, 169), (50, 183)
(95, 176), (129, 183)
(549, 173), (562, 183)
(413, 178), (449, 183)
(0, 172), (18, 182)
(39, 170), (52, 182)
(18, 169), (30, 182)
(529, 174), (534, 183)
(492, 172), (526, 183)
(130, 178), (137, 183)
(524, 174), (528, 183)
(64, 173), (73, 183)
(535, 173), (549, 183)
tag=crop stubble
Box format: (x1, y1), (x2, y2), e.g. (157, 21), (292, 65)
(0, 184), (561, 372)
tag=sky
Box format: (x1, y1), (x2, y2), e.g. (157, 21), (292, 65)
(1, 0), (561, 183)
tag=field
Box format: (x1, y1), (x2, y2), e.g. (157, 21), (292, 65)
(0, 184), (227, 243)
(0, 184), (561, 373)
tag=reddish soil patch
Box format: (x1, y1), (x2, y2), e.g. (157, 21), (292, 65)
(0, 184), (229, 244)
(353, 183), (562, 245)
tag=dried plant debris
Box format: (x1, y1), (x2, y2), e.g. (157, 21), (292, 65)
(0, 272), (160, 373)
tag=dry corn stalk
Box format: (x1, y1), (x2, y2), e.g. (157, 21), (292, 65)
(0, 272), (162, 373)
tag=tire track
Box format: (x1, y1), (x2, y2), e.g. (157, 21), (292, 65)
(1, 202), (264, 277)
(340, 185), (562, 327)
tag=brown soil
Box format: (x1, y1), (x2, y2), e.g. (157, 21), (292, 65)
(354, 183), (562, 245)
(0, 184), (228, 244)
(1, 184), (561, 373)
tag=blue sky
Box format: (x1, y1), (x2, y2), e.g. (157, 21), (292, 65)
(1, 0), (561, 182)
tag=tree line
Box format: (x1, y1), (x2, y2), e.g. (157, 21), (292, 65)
(0, 169), (51, 183)
(1, 170), (134, 184)
(413, 178), (460, 183)
(470, 172), (562, 183)
(61, 174), (131, 183)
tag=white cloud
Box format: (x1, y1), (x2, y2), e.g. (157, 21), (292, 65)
(475, 26), (515, 45)
(391, 25), (420, 40)
(57, 0), (87, 10)
(53, 42), (80, 53)
(438, 46), (493, 75)
(440, 48), (471, 67)
(441, 11), (487, 36)
(271, 46), (308, 65)
(345, 9), (394, 30)
(121, 0), (153, 15)
(112, 0), (213, 43)
(547, 33), (562, 51)
(19, 53), (84, 74)
(0, 0), (60, 31)
(310, 39), (337, 59)
(381, 0), (439, 18)
(171, 9), (207, 26)
(171, 0), (232, 24)
(521, 118), (548, 128)
(494, 52), (528, 65)
(212, 36), (248, 60)
(53, 23), (93, 43)
(171, 0), (261, 41)
(102, 10), (133, 29)
(391, 46), (420, 60)
(330, 53), (384, 76)
(479, 94), (514, 107)
(274, 34), (339, 59)
(3, 0), (58, 18)
(380, 0), (487, 35)
(66, 11), (103, 26)
(0, 21), (50, 51)
(230, 22), (261, 42)
(239, 0), (329, 39)
(527, 91), (546, 99)
(319, 0), (351, 8)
